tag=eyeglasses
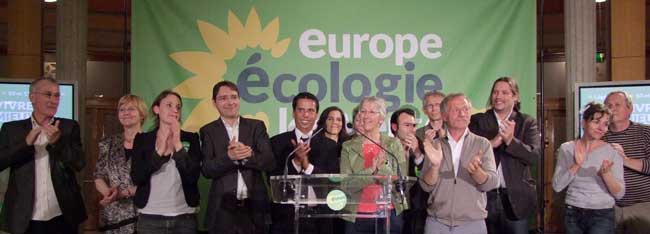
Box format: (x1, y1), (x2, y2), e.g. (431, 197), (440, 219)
(215, 94), (239, 102)
(424, 104), (440, 110)
(33, 92), (61, 99)
(119, 107), (138, 113)
(359, 109), (380, 116)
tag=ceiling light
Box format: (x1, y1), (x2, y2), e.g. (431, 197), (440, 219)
(595, 0), (606, 2)
(44, 0), (57, 2)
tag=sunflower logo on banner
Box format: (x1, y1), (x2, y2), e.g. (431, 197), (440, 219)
(170, 8), (290, 131)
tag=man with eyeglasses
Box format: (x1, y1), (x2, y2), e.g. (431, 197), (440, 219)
(0, 77), (86, 234)
(269, 92), (338, 234)
(200, 80), (275, 234)
(389, 108), (428, 234)
(416, 91), (446, 142)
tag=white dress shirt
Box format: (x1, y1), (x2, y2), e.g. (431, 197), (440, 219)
(222, 117), (249, 200)
(292, 129), (317, 205)
(446, 128), (469, 177)
(291, 129), (315, 174)
(31, 117), (63, 221)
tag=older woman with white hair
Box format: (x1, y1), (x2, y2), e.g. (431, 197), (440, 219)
(340, 96), (408, 234)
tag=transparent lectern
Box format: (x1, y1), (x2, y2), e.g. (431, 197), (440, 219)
(270, 174), (417, 234)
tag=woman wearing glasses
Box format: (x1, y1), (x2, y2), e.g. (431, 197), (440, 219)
(340, 96), (407, 234)
(94, 94), (146, 234)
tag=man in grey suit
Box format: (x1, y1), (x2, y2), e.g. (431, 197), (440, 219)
(200, 80), (275, 234)
(0, 77), (86, 234)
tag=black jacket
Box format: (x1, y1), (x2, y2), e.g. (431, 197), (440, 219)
(130, 129), (202, 209)
(200, 117), (275, 232)
(469, 109), (540, 219)
(269, 130), (340, 234)
(0, 118), (86, 234)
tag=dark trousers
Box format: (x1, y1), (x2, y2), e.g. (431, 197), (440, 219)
(403, 183), (428, 234)
(345, 210), (403, 234)
(269, 218), (333, 234)
(564, 205), (615, 234)
(402, 208), (427, 234)
(269, 203), (333, 234)
(25, 215), (78, 234)
(215, 202), (267, 234)
(137, 213), (197, 234)
(486, 188), (528, 234)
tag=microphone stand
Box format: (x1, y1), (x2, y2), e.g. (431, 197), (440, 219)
(282, 128), (324, 195)
(348, 123), (408, 206)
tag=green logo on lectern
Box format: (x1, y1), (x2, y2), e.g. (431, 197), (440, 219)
(326, 189), (347, 211)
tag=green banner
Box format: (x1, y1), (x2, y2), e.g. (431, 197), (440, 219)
(132, 0), (536, 229)
(133, 0), (536, 133)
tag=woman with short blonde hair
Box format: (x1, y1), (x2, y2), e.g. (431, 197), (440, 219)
(94, 94), (147, 234)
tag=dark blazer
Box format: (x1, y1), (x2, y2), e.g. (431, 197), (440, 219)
(269, 130), (339, 234)
(0, 118), (86, 234)
(130, 129), (202, 209)
(200, 117), (275, 233)
(406, 138), (425, 177)
(406, 139), (427, 205)
(402, 138), (428, 234)
(469, 109), (541, 219)
(270, 130), (339, 176)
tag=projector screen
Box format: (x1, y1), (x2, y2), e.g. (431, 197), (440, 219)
(575, 80), (650, 137)
(0, 78), (77, 128)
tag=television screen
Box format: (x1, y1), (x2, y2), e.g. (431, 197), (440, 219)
(0, 78), (77, 128)
(575, 80), (650, 137)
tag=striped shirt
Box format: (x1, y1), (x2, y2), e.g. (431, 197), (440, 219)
(603, 122), (650, 207)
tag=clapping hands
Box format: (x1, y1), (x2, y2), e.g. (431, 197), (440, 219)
(155, 120), (182, 156)
(467, 150), (484, 175)
(498, 120), (515, 145)
(467, 150), (489, 184)
(423, 129), (443, 167)
(26, 120), (61, 146)
(228, 137), (253, 161)
(574, 139), (587, 166)
(290, 139), (311, 169)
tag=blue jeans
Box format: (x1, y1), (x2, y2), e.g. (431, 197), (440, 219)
(137, 213), (197, 234)
(345, 210), (403, 234)
(564, 205), (615, 234)
(486, 189), (529, 234)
